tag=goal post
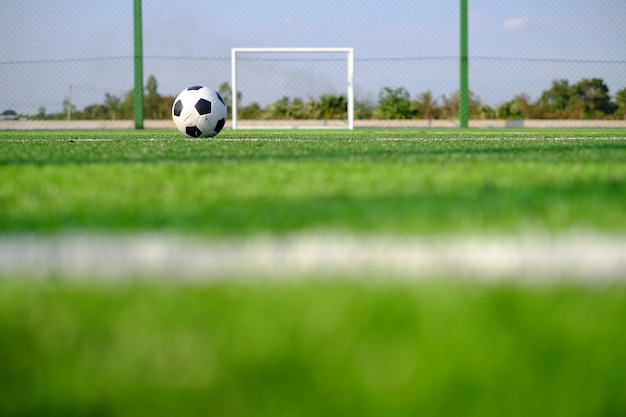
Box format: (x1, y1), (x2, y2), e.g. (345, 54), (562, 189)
(231, 47), (355, 130)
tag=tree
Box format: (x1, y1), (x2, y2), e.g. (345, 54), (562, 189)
(218, 82), (241, 110)
(615, 88), (626, 119)
(497, 94), (533, 119)
(2, 109), (18, 120)
(267, 96), (291, 119)
(146, 75), (158, 96)
(570, 78), (615, 118)
(414, 91), (438, 120)
(302, 98), (319, 119)
(536, 79), (571, 118)
(145, 74), (163, 119)
(104, 93), (121, 120)
(376, 87), (411, 119)
(83, 104), (108, 119)
(317, 95), (347, 120)
(535, 78), (616, 119)
(515, 93), (534, 118)
(119, 90), (135, 119)
(239, 102), (262, 120)
(439, 90), (481, 119)
(35, 107), (46, 120)
(439, 92), (458, 119)
(479, 105), (496, 120)
(355, 98), (375, 120)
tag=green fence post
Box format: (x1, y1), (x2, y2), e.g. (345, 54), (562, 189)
(460, 0), (469, 128)
(134, 0), (144, 129)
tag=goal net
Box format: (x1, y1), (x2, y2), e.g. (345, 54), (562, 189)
(231, 48), (354, 129)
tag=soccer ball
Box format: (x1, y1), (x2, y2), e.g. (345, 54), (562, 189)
(172, 86), (227, 138)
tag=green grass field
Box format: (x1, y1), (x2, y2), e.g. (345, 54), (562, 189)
(1, 128), (626, 416)
(2, 129), (626, 234)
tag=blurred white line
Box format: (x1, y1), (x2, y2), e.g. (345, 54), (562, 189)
(1, 231), (625, 283)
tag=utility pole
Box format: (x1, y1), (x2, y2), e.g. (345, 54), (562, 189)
(66, 84), (72, 121)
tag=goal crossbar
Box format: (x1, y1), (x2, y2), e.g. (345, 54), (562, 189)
(231, 47), (355, 130)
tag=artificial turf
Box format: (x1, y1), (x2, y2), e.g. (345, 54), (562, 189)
(1, 129), (625, 235)
(1, 128), (625, 416)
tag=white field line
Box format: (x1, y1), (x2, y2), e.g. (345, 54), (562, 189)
(1, 232), (625, 283)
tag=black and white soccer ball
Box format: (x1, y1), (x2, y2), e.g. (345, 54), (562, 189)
(172, 86), (227, 138)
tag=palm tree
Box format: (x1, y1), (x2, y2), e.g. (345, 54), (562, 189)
(104, 93), (121, 120)
(317, 95), (347, 120)
(218, 82), (241, 110)
(416, 91), (437, 120)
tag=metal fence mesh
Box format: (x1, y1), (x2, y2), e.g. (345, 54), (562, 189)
(1, 0), (625, 127)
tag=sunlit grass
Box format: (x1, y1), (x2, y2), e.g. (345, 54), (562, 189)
(1, 129), (625, 235)
(1, 129), (626, 416)
(1, 280), (625, 417)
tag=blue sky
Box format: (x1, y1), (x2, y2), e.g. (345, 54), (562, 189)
(2, 0), (625, 114)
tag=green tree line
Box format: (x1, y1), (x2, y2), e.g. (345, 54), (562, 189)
(27, 75), (175, 122)
(367, 78), (626, 120)
(17, 75), (626, 121)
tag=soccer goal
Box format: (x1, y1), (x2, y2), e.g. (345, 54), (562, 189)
(231, 47), (354, 130)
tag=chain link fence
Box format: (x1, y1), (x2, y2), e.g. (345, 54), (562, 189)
(1, 0), (625, 128)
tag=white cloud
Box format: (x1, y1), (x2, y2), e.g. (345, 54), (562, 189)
(502, 17), (528, 30)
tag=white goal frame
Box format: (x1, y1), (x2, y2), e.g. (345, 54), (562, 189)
(231, 47), (354, 130)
